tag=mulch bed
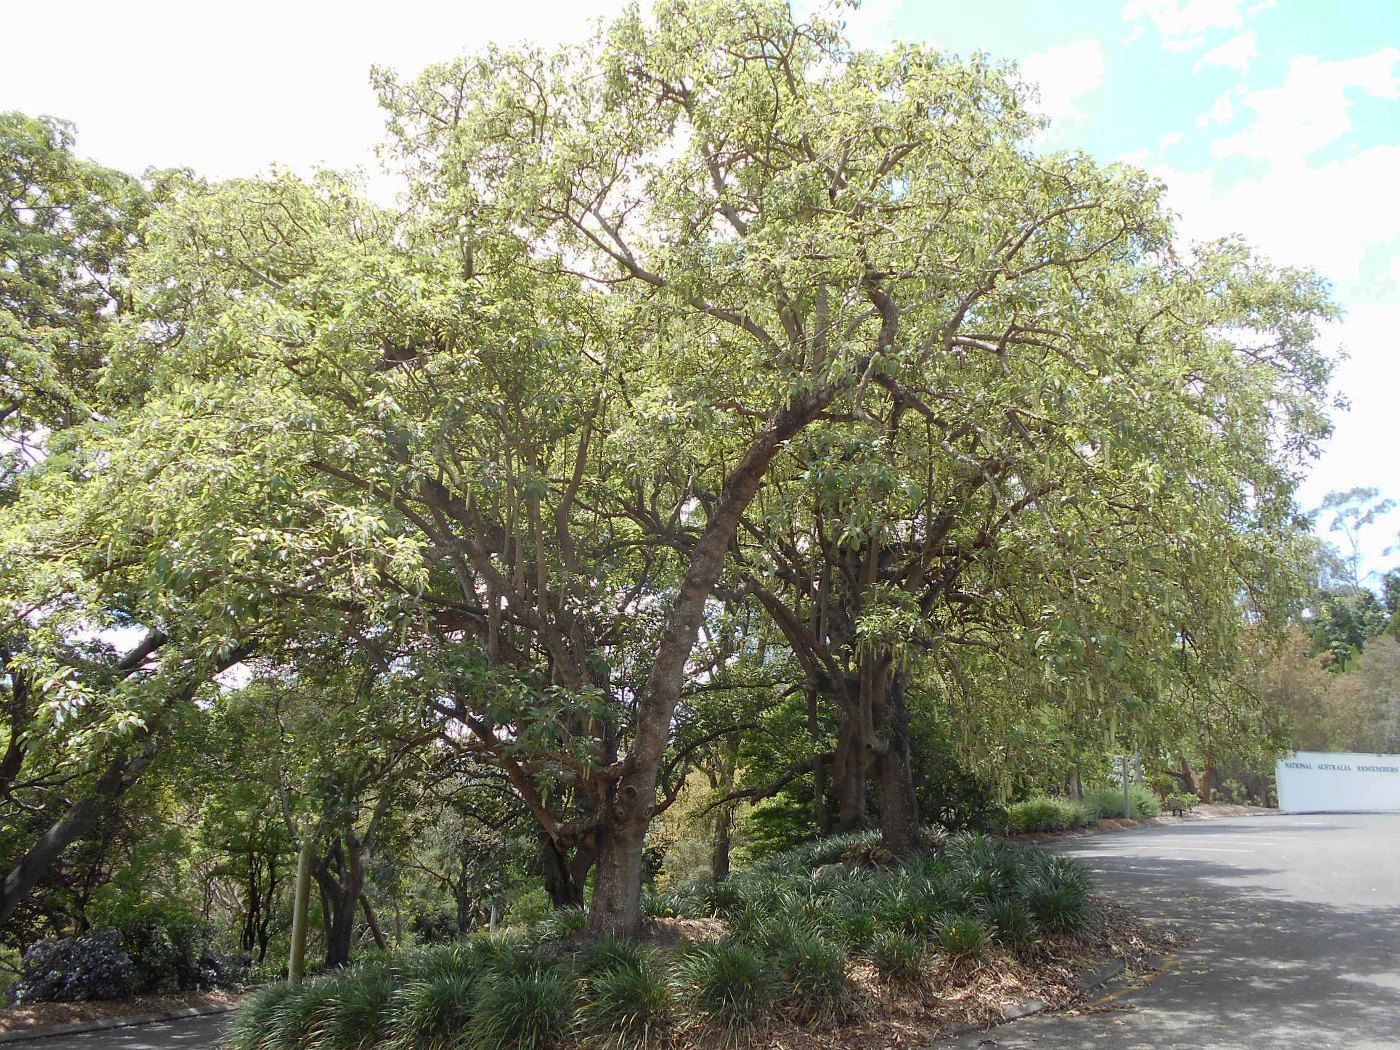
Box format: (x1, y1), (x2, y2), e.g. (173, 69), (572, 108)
(715, 898), (1181, 1050)
(0, 989), (239, 1034)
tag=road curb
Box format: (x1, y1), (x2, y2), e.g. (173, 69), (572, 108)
(0, 1003), (236, 1045)
(918, 952), (1168, 1047)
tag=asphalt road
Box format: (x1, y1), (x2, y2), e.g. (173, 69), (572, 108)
(8, 1013), (230, 1050)
(936, 812), (1400, 1049)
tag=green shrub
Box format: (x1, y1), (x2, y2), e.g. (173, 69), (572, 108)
(384, 972), (476, 1050)
(935, 916), (990, 961)
(671, 938), (771, 1038)
(575, 956), (671, 1049)
(1083, 785), (1161, 820)
(865, 930), (925, 986)
(767, 930), (858, 1023)
(1005, 798), (1096, 834)
(469, 968), (575, 1050)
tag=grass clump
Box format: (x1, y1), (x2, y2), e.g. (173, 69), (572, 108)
(671, 938), (772, 1040)
(384, 971), (477, 1050)
(469, 966), (575, 1050)
(865, 930), (926, 987)
(312, 964), (398, 1050)
(575, 954), (672, 1049)
(981, 899), (1035, 952)
(767, 929), (859, 1023)
(1022, 857), (1092, 936)
(225, 981), (304, 1050)
(935, 916), (990, 963)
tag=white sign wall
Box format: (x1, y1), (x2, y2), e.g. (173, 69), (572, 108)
(1275, 751), (1400, 813)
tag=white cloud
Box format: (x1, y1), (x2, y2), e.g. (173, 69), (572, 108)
(1155, 144), (1400, 288)
(1214, 48), (1400, 161)
(1160, 130), (1185, 149)
(1194, 31), (1256, 74)
(1019, 40), (1107, 127)
(0, 0), (634, 195)
(1196, 89), (1235, 128)
(1123, 0), (1244, 42)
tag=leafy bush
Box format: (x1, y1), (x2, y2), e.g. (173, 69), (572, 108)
(119, 913), (237, 994)
(1083, 785), (1161, 820)
(575, 955), (671, 1049)
(671, 938), (771, 1038)
(864, 930), (925, 986)
(1004, 798), (1096, 834)
(469, 967), (575, 1050)
(12, 929), (137, 1004)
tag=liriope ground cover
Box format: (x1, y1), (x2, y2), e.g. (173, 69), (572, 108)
(227, 832), (1174, 1050)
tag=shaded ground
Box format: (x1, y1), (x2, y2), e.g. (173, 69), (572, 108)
(0, 1013), (229, 1049)
(934, 813), (1400, 1049)
(0, 992), (237, 1036)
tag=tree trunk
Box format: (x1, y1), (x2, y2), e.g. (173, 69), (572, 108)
(584, 390), (834, 939)
(832, 704), (867, 831)
(710, 804), (733, 882)
(541, 837), (593, 909)
(873, 670), (920, 855)
(314, 836), (366, 969)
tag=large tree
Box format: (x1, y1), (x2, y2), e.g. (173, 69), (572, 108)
(4, 1), (1335, 940)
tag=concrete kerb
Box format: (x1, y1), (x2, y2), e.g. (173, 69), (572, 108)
(0, 1003), (237, 1045)
(918, 953), (1173, 1047)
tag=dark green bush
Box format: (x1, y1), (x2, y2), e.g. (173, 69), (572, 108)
(1083, 785), (1162, 820)
(13, 930), (137, 1004)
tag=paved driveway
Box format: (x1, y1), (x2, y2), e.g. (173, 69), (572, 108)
(10, 1013), (230, 1050)
(936, 812), (1400, 1049)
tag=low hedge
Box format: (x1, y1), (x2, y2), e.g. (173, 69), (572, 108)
(1004, 798), (1096, 834)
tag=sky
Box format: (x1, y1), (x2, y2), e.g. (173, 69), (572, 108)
(3, 0), (1397, 577)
